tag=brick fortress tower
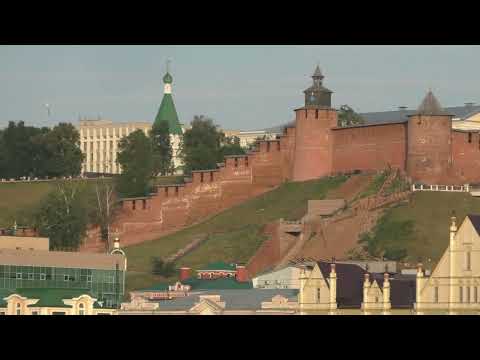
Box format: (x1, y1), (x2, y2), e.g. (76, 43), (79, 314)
(407, 91), (454, 184)
(292, 66), (338, 181)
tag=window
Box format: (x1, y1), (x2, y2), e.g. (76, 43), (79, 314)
(375, 297), (379, 303)
(317, 288), (321, 303)
(466, 252), (471, 271)
(475, 287), (478, 303)
(31, 311), (39, 315)
(64, 275), (70, 282)
(434, 287), (439, 303)
(28, 273), (34, 280)
(467, 287), (471, 303)
(79, 303), (85, 315)
(40, 274), (46, 281)
(468, 133), (472, 143)
(459, 286), (463, 303)
(16, 303), (21, 315)
(16, 273), (22, 280)
(87, 275), (93, 283)
(0, 312), (5, 315)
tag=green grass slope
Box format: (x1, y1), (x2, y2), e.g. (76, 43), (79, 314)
(124, 175), (348, 292)
(0, 182), (56, 227)
(367, 191), (480, 264)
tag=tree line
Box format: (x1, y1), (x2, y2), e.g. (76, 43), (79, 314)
(4, 115), (245, 251)
(116, 115), (245, 198)
(0, 121), (84, 179)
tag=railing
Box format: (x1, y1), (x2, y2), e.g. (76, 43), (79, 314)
(411, 184), (470, 192)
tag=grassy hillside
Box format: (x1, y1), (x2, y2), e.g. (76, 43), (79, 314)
(0, 181), (56, 227)
(366, 191), (480, 265)
(124, 175), (348, 292)
(0, 176), (184, 228)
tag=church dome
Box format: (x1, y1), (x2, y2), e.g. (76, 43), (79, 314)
(163, 72), (173, 84)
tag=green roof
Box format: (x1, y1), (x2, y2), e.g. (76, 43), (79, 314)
(182, 277), (252, 290)
(139, 283), (170, 292)
(198, 262), (237, 272)
(12, 288), (95, 308)
(154, 86), (182, 135)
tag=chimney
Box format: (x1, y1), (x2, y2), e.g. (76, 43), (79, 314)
(179, 267), (191, 282)
(235, 265), (249, 282)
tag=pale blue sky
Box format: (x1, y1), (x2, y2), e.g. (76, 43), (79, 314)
(1, 45), (479, 130)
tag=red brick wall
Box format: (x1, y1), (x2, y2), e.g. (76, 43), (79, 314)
(451, 130), (480, 184)
(331, 123), (407, 174)
(95, 141), (287, 249)
(407, 115), (453, 184)
(292, 108), (337, 181)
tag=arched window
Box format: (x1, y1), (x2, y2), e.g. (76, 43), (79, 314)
(79, 303), (85, 315)
(16, 303), (21, 316)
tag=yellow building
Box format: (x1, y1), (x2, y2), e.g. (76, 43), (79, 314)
(415, 214), (480, 315)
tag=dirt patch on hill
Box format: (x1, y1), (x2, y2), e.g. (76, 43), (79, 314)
(325, 174), (374, 202)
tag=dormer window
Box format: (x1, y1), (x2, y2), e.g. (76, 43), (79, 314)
(79, 303), (85, 315)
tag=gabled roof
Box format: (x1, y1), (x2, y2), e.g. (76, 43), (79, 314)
(467, 214), (480, 235)
(317, 262), (365, 308)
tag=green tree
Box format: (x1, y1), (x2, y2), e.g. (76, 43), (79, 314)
(34, 181), (89, 250)
(150, 120), (174, 176)
(220, 136), (246, 158)
(338, 105), (365, 127)
(180, 116), (224, 174)
(42, 123), (84, 177)
(89, 180), (119, 251)
(116, 129), (153, 197)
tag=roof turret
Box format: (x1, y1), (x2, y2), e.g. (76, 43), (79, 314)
(415, 90), (449, 116)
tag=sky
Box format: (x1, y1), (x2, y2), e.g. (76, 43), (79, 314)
(1, 45), (479, 131)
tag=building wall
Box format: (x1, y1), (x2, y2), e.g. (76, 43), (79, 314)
(451, 130), (480, 184)
(105, 140), (286, 247)
(292, 108), (337, 181)
(331, 123), (407, 174)
(407, 115), (453, 184)
(416, 216), (480, 314)
(78, 120), (183, 174)
(0, 236), (49, 251)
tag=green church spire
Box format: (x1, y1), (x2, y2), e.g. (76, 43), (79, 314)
(154, 61), (183, 135)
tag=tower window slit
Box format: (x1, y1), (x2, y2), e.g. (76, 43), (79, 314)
(234, 158), (238, 167)
(210, 172), (214, 182)
(175, 186), (179, 196)
(200, 172), (204, 183)
(142, 199), (146, 210)
(132, 200), (136, 210)
(315, 109), (318, 118)
(266, 142), (270, 152)
(468, 133), (472, 143)
(165, 187), (168, 197)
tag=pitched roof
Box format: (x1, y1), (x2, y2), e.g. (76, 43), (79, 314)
(154, 94), (182, 135)
(0, 248), (126, 271)
(313, 65), (323, 78)
(317, 262), (416, 309)
(317, 262), (365, 308)
(155, 289), (298, 311)
(467, 214), (480, 235)
(414, 91), (449, 116)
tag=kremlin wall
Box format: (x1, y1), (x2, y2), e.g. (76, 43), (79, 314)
(83, 66), (480, 250)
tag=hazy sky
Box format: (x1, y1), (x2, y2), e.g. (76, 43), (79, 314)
(1, 45), (479, 130)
